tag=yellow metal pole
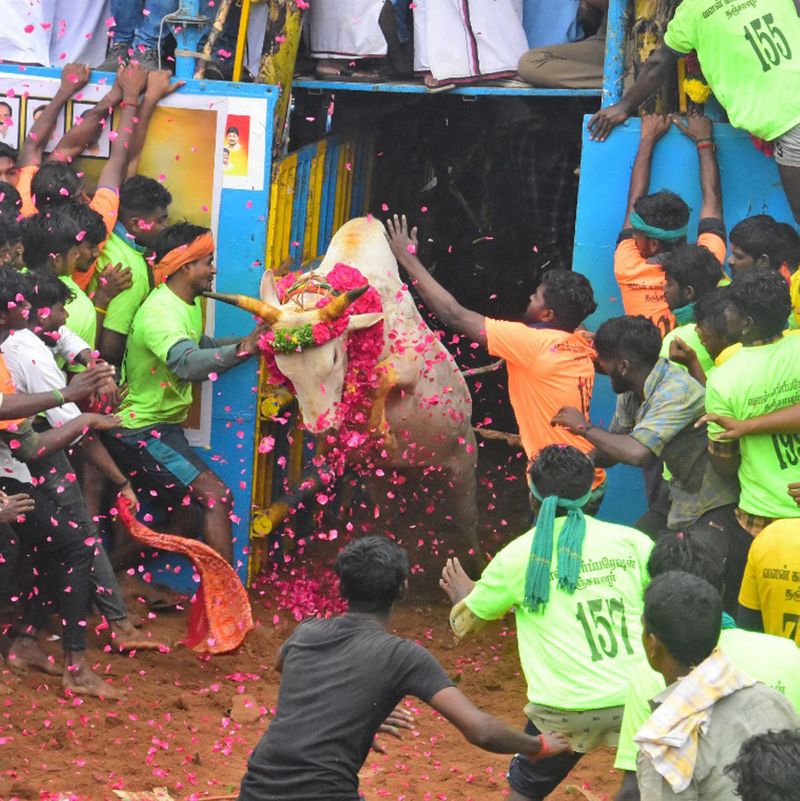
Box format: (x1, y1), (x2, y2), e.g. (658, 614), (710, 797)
(232, 0), (252, 82)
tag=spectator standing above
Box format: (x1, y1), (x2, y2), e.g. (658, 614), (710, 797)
(100, 1), (179, 72)
(238, 536), (570, 800)
(440, 446), (652, 801)
(660, 244), (728, 376)
(634, 572), (800, 800)
(588, 0), (800, 224)
(104, 223), (265, 564)
(613, 527), (800, 801)
(705, 268), (800, 535)
(615, 114), (725, 338)
(386, 215), (606, 504)
(518, 0), (608, 89)
(552, 316), (744, 611)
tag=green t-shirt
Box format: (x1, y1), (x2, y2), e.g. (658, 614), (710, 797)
(661, 323), (715, 376)
(706, 335), (800, 518)
(93, 229), (151, 337)
(61, 274), (96, 348)
(465, 517), (653, 710)
(120, 284), (202, 429)
(614, 627), (800, 772)
(663, 0), (800, 141)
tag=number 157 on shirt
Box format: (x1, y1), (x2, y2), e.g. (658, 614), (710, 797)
(576, 598), (636, 663)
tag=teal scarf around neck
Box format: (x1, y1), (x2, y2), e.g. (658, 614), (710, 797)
(672, 301), (695, 326)
(523, 485), (591, 613)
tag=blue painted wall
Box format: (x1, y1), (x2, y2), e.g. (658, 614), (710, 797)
(573, 115), (792, 525)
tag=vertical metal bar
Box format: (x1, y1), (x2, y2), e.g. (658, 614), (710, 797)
(601, 0), (626, 107)
(233, 0), (252, 82)
(173, 0), (203, 80)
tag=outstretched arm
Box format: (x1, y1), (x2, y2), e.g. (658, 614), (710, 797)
(623, 114), (670, 228)
(50, 73), (123, 164)
(386, 215), (487, 346)
(588, 45), (679, 142)
(697, 404), (800, 439)
(95, 62), (148, 192)
(126, 70), (185, 178)
(429, 686), (570, 758)
(672, 114), (722, 220)
(20, 63), (90, 168)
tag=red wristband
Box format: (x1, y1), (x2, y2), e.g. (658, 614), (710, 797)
(536, 735), (550, 760)
(697, 141), (716, 151)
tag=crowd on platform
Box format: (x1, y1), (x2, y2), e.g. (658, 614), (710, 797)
(0, 2), (798, 801)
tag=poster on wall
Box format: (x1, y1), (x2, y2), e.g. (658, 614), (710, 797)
(69, 100), (110, 158)
(23, 99), (65, 153)
(0, 95), (21, 150)
(221, 97), (267, 191)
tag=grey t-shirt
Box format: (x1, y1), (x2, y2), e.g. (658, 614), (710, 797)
(238, 615), (454, 801)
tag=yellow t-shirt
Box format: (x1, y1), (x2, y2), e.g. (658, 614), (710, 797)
(739, 518), (800, 645)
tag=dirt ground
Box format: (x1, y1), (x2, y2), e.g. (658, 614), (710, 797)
(0, 441), (622, 801)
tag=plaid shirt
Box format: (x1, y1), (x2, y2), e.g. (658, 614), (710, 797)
(611, 358), (738, 527)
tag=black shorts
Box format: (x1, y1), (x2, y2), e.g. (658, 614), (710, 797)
(507, 720), (583, 801)
(103, 423), (210, 502)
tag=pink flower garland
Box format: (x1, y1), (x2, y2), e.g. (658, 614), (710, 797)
(258, 263), (385, 477)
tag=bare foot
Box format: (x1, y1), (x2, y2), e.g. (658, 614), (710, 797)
(63, 655), (122, 700)
(7, 636), (60, 675)
(109, 618), (167, 652)
(439, 557), (475, 605)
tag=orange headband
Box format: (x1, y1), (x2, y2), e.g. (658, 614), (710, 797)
(153, 232), (215, 286)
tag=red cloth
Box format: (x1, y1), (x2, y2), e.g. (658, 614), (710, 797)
(117, 496), (253, 654)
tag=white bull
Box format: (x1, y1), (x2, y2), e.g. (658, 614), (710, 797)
(209, 217), (480, 556)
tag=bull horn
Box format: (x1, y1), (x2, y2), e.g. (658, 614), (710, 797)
(316, 285), (369, 322)
(204, 291), (282, 325)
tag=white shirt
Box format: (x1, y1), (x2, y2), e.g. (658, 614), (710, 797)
(1, 327), (82, 430)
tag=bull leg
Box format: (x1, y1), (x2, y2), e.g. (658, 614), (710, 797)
(442, 442), (483, 571)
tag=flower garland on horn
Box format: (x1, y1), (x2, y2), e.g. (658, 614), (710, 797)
(258, 263), (386, 476)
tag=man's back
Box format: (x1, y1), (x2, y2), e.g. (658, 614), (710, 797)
(636, 683), (800, 800)
(239, 615), (453, 801)
(465, 516), (652, 710)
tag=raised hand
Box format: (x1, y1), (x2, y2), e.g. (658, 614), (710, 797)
(61, 63), (91, 93)
(671, 113), (713, 143)
(385, 214), (419, 265)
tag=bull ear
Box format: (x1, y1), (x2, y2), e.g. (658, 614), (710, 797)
(260, 271), (281, 306)
(347, 312), (383, 331)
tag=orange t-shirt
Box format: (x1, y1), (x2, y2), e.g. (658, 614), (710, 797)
(18, 163), (119, 233)
(0, 354), (25, 431)
(614, 228), (727, 338)
(486, 319), (606, 489)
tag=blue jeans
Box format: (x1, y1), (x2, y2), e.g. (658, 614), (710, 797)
(111, 0), (180, 50)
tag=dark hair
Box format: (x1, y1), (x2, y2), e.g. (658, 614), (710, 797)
(30, 161), (82, 209)
(154, 221), (210, 263)
(660, 244), (723, 298)
(730, 215), (783, 269)
(728, 267), (791, 339)
(633, 190), (690, 243)
(120, 175), (173, 218)
(694, 287), (731, 333)
(0, 265), (33, 308)
(539, 269), (597, 330)
(777, 222), (800, 272)
(0, 143), (17, 162)
(334, 536), (409, 613)
(643, 571), (721, 666)
(0, 180), (21, 216)
(647, 528), (725, 592)
(725, 729), (800, 801)
(527, 444), (594, 501)
(0, 102), (12, 115)
(21, 203), (105, 270)
(226, 126), (239, 135)
(0, 215), (20, 249)
(28, 269), (73, 309)
(594, 315), (662, 367)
